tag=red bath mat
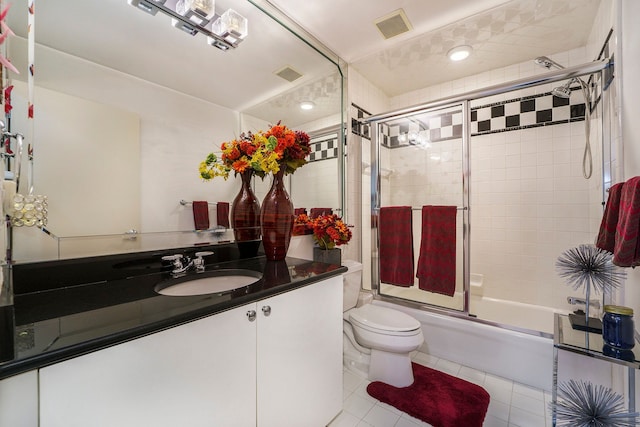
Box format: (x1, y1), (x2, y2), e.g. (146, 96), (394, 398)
(366, 362), (490, 427)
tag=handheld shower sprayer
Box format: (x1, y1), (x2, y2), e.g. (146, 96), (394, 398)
(533, 55), (594, 179)
(534, 56), (565, 70)
(535, 56), (575, 97)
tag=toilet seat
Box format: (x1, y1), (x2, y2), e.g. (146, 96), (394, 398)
(349, 304), (421, 337)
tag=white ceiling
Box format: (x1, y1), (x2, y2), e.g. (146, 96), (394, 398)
(270, 0), (602, 97)
(5, 0), (602, 126)
(269, 0), (514, 64)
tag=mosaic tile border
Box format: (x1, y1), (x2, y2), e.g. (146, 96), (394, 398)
(470, 88), (586, 136)
(351, 103), (372, 140)
(378, 89), (593, 149)
(308, 135), (338, 162)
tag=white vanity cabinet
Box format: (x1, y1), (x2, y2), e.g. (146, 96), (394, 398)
(38, 275), (343, 427)
(257, 275), (343, 427)
(40, 302), (258, 427)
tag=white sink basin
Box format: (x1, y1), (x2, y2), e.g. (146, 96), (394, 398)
(155, 269), (262, 296)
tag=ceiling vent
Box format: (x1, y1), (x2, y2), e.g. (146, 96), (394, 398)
(275, 66), (303, 83)
(374, 9), (413, 40)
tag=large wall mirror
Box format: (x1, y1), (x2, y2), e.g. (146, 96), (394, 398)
(5, 0), (344, 262)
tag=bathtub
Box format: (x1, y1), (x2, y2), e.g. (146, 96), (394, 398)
(373, 300), (555, 391)
(468, 296), (566, 335)
(380, 283), (566, 335)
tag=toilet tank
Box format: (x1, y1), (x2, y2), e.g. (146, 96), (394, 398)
(342, 260), (362, 312)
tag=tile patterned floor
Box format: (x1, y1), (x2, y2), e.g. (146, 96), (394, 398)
(329, 351), (552, 427)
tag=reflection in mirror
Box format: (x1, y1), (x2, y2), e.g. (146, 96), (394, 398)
(5, 0), (344, 262)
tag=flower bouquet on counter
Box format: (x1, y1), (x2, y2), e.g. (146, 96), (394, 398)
(262, 122), (311, 175)
(199, 121), (312, 261)
(309, 214), (352, 265)
(199, 131), (277, 180)
(311, 214), (352, 250)
(199, 121), (311, 181)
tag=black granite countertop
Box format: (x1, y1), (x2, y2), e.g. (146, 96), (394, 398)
(0, 245), (346, 380)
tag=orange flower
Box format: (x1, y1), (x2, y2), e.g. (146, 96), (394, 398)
(232, 159), (250, 173)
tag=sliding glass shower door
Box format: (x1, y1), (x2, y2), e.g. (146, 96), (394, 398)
(371, 103), (468, 312)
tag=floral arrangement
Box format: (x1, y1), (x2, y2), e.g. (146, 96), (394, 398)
(199, 122), (311, 180)
(294, 213), (352, 250)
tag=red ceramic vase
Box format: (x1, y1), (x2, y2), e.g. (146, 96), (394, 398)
(231, 170), (261, 258)
(260, 168), (294, 261)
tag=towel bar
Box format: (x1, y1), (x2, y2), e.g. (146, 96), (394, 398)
(180, 200), (218, 206)
(409, 206), (467, 211)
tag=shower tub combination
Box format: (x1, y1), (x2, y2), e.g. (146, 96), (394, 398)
(364, 56), (613, 391)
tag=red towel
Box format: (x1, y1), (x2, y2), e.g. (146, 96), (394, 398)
(596, 182), (624, 252)
(192, 201), (210, 230)
(310, 208), (333, 218)
(614, 177), (640, 267)
(379, 206), (414, 287)
(217, 202), (230, 228)
(416, 206), (457, 296)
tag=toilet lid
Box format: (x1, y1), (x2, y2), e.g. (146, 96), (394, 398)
(349, 304), (421, 333)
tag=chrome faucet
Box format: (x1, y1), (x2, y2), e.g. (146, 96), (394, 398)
(567, 296), (601, 310)
(192, 251), (213, 272)
(162, 251), (214, 277)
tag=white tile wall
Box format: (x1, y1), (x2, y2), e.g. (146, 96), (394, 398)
(347, 67), (391, 277)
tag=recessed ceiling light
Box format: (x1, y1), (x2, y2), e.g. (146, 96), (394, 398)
(447, 45), (472, 62)
(300, 101), (315, 110)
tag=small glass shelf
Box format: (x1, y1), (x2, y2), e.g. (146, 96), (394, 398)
(552, 313), (638, 426)
(554, 313), (640, 369)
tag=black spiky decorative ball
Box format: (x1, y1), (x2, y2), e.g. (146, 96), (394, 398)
(555, 244), (626, 294)
(553, 380), (639, 427)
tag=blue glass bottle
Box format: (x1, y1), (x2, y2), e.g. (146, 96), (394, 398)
(602, 305), (635, 350)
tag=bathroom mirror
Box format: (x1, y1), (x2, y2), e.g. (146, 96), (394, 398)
(5, 0), (344, 262)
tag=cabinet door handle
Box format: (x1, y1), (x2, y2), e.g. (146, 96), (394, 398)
(262, 306), (271, 317)
(246, 310), (257, 322)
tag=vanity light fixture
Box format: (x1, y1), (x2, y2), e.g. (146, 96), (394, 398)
(128, 0), (248, 51)
(299, 101), (315, 110)
(447, 45), (472, 62)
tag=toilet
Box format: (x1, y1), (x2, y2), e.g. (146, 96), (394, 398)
(342, 260), (424, 387)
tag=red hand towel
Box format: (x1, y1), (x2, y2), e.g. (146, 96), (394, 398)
(310, 208), (333, 218)
(596, 182), (624, 252)
(614, 177), (640, 267)
(192, 201), (210, 231)
(417, 206), (457, 297)
(379, 206), (414, 287)
(217, 202), (230, 228)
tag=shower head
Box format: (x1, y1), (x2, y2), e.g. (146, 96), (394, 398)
(552, 82), (572, 98)
(552, 78), (581, 99)
(534, 56), (565, 70)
